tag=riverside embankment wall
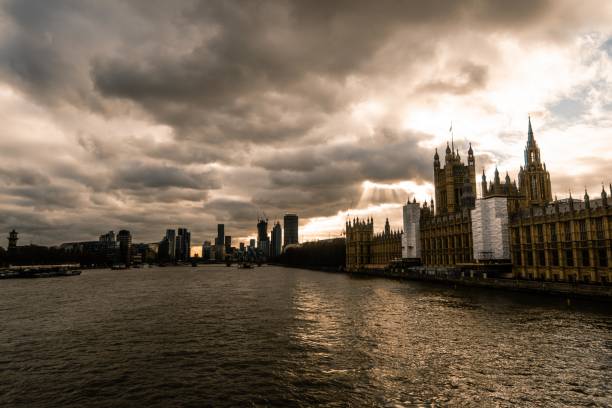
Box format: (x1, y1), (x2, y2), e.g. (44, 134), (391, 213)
(351, 266), (612, 300)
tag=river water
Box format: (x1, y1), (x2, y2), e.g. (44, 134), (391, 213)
(1, 265), (610, 407)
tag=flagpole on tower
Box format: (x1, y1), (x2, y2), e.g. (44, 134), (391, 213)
(450, 121), (454, 151)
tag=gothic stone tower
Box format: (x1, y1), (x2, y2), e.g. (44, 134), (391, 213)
(345, 217), (373, 271)
(518, 117), (552, 208)
(433, 141), (477, 215)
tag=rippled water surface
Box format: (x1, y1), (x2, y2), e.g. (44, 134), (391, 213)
(1, 265), (611, 407)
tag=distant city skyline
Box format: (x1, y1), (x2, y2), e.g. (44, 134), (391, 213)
(1, 1), (611, 249)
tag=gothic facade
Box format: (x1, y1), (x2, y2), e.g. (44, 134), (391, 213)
(510, 194), (611, 283)
(345, 218), (402, 271)
(419, 140), (477, 266)
(433, 141), (477, 215)
(370, 219), (402, 265)
(420, 207), (474, 266)
(480, 117), (611, 283)
(345, 217), (373, 271)
(346, 118), (611, 283)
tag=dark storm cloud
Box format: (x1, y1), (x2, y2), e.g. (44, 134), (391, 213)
(88, 0), (554, 138)
(252, 185), (360, 219)
(0, 167), (50, 186)
(113, 162), (221, 190)
(113, 187), (209, 204)
(2, 185), (84, 210)
(203, 198), (258, 223)
(248, 128), (434, 217)
(254, 129), (433, 185)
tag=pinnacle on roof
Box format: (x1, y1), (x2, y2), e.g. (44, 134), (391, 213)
(468, 142), (473, 155)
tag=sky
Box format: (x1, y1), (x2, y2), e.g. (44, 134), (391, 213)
(1, 0), (611, 251)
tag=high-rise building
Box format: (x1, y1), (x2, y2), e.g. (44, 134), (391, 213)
(270, 222), (282, 257)
(202, 240), (213, 261)
(117, 230), (132, 265)
(99, 231), (115, 243)
(98, 230), (119, 263)
(257, 217), (270, 256)
(249, 239), (256, 248)
(224, 236), (232, 255)
(158, 237), (170, 262)
(215, 224), (225, 260)
(165, 229), (176, 260)
(216, 224), (224, 245)
(283, 214), (299, 248)
(177, 228), (191, 261)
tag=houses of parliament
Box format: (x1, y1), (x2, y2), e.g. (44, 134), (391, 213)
(346, 118), (612, 284)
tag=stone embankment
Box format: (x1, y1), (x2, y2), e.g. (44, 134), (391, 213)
(352, 266), (612, 300)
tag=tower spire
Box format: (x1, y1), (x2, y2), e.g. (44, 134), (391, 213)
(527, 115), (534, 146)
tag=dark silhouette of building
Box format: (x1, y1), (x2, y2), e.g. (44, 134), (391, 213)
(283, 214), (299, 248)
(201, 241), (213, 261)
(278, 238), (346, 269)
(117, 230), (132, 265)
(216, 224), (224, 245)
(7, 229), (18, 254)
(158, 237), (170, 262)
(215, 224), (225, 260)
(257, 217), (269, 257)
(270, 222), (282, 257)
(177, 228), (191, 261)
(165, 229), (176, 260)
(0, 246), (6, 266)
(224, 235), (232, 255)
(99, 231), (115, 243)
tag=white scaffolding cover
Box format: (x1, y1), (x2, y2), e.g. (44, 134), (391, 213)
(471, 197), (510, 260)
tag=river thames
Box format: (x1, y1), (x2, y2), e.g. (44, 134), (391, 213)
(1, 265), (610, 407)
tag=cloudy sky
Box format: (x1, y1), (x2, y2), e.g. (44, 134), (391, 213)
(1, 1), (611, 250)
